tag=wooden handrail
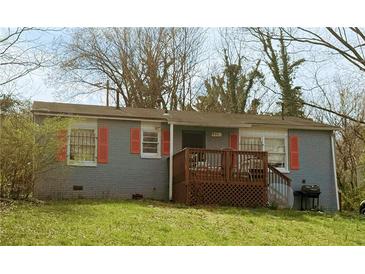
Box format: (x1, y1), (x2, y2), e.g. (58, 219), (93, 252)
(268, 164), (291, 186)
(185, 147), (268, 155)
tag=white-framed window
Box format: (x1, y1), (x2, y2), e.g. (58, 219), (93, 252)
(141, 122), (161, 159)
(239, 128), (289, 172)
(265, 137), (286, 169)
(67, 120), (97, 166)
(240, 137), (263, 151)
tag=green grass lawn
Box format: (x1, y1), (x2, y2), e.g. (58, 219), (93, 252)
(1, 199), (364, 246)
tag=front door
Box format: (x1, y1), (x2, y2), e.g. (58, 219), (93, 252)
(182, 130), (206, 149)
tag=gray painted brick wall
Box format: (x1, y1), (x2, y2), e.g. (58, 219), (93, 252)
(34, 115), (338, 211)
(288, 129), (338, 211)
(35, 122), (237, 200)
(35, 119), (169, 200)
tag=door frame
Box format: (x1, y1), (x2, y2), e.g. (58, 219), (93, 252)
(181, 130), (206, 149)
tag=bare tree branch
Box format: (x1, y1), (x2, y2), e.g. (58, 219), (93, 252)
(0, 27), (50, 89)
(54, 28), (206, 110)
(280, 27), (365, 72)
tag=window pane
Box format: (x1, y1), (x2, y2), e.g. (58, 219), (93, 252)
(70, 129), (96, 162)
(143, 131), (158, 142)
(142, 130), (159, 154)
(268, 153), (285, 168)
(141, 127), (160, 156)
(265, 138), (285, 153)
(142, 142), (158, 153)
(265, 138), (285, 168)
(240, 137), (263, 151)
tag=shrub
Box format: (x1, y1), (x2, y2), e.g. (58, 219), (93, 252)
(341, 185), (365, 211)
(0, 106), (71, 199)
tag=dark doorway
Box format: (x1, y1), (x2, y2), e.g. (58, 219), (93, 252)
(182, 130), (206, 149)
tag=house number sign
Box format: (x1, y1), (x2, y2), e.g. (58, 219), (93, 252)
(211, 132), (222, 137)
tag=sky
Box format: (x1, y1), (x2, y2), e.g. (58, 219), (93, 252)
(11, 28), (223, 106)
(0, 28), (105, 104)
(0, 29), (65, 102)
(15, 29), (93, 103)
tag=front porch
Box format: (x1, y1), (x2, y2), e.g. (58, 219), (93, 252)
(171, 148), (291, 207)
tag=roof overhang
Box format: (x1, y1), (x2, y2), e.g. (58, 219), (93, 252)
(251, 123), (339, 131)
(32, 101), (339, 131)
(167, 120), (337, 131)
(32, 111), (167, 123)
(167, 120), (252, 128)
(33, 111), (338, 131)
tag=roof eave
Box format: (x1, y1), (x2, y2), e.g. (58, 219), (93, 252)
(32, 107), (339, 131)
(252, 123), (339, 131)
(32, 111), (167, 122)
(167, 120), (252, 128)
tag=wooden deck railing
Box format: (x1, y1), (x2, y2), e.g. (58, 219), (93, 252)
(173, 148), (268, 185)
(189, 148), (268, 185)
(172, 148), (269, 206)
(172, 148), (293, 207)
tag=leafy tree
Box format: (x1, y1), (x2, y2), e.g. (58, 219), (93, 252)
(251, 28), (305, 117)
(197, 51), (263, 113)
(0, 94), (23, 114)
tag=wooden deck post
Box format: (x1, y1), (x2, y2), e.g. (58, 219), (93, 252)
(169, 123), (174, 200)
(185, 148), (191, 205)
(262, 151), (269, 204)
(225, 150), (231, 182)
(263, 151), (268, 186)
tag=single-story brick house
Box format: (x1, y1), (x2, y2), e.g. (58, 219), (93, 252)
(32, 101), (339, 211)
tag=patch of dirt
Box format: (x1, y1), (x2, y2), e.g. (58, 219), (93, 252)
(0, 199), (16, 214)
(0, 197), (45, 214)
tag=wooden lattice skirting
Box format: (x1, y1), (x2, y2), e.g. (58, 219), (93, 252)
(187, 182), (268, 207)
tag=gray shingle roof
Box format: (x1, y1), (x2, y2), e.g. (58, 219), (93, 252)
(32, 101), (337, 130)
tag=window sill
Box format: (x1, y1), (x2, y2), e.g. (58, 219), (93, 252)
(276, 168), (290, 174)
(141, 154), (161, 159)
(67, 160), (97, 167)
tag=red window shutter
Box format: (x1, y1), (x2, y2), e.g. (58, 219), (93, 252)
(57, 129), (67, 161)
(162, 129), (170, 156)
(229, 132), (239, 168)
(130, 128), (141, 154)
(98, 128), (108, 164)
(229, 132), (238, 150)
(290, 135), (300, 170)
